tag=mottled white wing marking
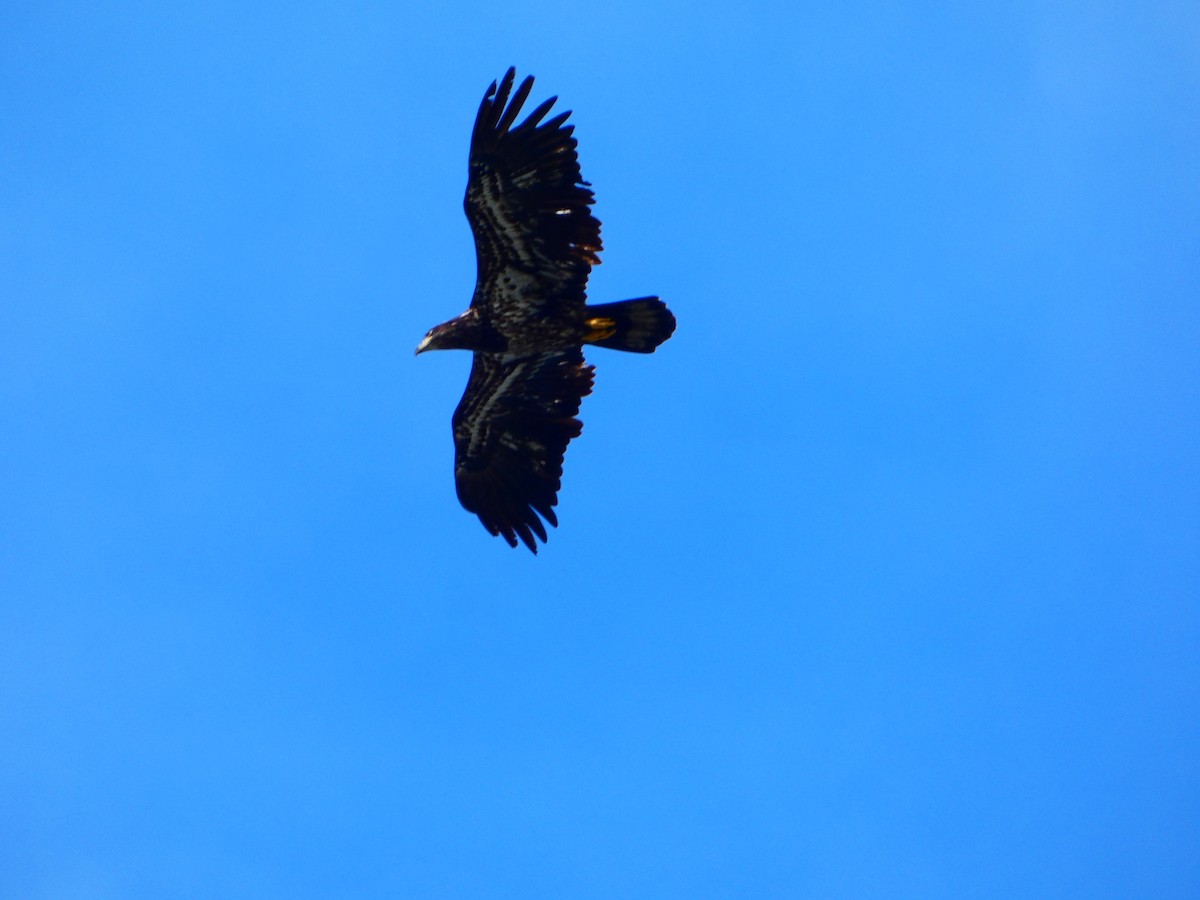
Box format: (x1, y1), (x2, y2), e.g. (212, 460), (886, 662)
(456, 356), (530, 460)
(470, 171), (544, 272)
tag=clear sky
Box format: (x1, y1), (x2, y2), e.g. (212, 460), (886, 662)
(2, 1), (1197, 897)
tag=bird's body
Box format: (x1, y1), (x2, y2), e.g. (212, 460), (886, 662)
(417, 68), (675, 553)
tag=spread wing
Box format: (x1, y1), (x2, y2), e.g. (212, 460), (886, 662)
(452, 349), (594, 553)
(464, 68), (602, 324)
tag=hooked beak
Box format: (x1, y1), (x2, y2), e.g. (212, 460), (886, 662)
(415, 334), (432, 355)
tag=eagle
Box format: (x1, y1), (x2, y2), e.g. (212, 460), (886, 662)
(416, 68), (676, 553)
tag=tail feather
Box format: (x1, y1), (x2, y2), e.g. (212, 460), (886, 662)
(583, 297), (676, 353)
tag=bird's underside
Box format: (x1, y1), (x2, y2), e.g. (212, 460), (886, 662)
(416, 68), (676, 553)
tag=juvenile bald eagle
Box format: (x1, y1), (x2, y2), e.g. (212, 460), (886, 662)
(416, 68), (675, 553)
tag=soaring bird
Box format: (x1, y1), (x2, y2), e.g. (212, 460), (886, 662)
(417, 69), (676, 553)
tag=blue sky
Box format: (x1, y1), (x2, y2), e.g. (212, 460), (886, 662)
(2, 1), (1198, 896)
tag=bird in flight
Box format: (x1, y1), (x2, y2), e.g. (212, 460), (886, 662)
(416, 68), (676, 553)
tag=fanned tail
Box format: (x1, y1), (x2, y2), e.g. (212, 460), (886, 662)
(582, 297), (676, 353)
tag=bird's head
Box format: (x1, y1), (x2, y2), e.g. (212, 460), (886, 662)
(417, 324), (446, 352)
(415, 322), (454, 355)
(415, 310), (503, 355)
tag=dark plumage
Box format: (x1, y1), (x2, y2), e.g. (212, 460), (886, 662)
(417, 68), (676, 552)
